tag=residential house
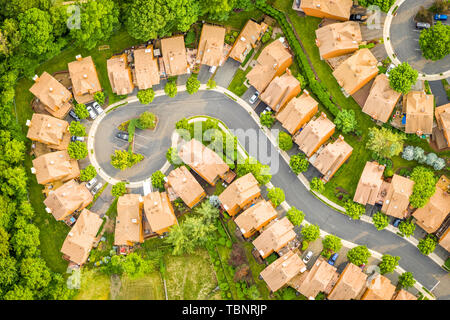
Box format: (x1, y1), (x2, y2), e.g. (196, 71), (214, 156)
(260, 70), (302, 113)
(246, 39), (293, 93)
(31, 150), (80, 185)
(26, 113), (70, 150)
(29, 72), (73, 119)
(260, 250), (306, 292)
(114, 194), (144, 246)
(197, 24), (226, 67)
(435, 103), (450, 147)
(143, 192), (177, 235)
(229, 20), (268, 63)
(362, 74), (401, 123)
(178, 139), (231, 186)
(361, 274), (396, 300)
(165, 166), (206, 208)
(252, 217), (297, 259)
(68, 55), (101, 104)
(439, 227), (450, 253)
(353, 161), (385, 206)
(107, 54), (134, 95)
(293, 112), (336, 157)
(327, 263), (368, 300)
(315, 21), (362, 60)
(332, 48), (378, 96)
(276, 90), (319, 135)
(60, 209), (103, 266)
(392, 289), (417, 300)
(218, 173), (261, 217)
(403, 91), (434, 135)
(161, 35), (189, 76)
(133, 47), (161, 89)
(310, 135), (353, 182)
(44, 179), (93, 221)
(234, 200), (278, 238)
(300, 0), (353, 21)
(381, 174), (415, 219)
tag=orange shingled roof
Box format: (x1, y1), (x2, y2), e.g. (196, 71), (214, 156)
(197, 24), (226, 67)
(229, 20), (268, 63)
(260, 71), (301, 113)
(114, 194), (143, 246)
(301, 0), (353, 21)
(392, 289), (417, 300)
(166, 166), (206, 208)
(353, 161), (385, 206)
(328, 263), (368, 300)
(276, 91), (319, 134)
(295, 257), (338, 299)
(439, 227), (450, 253)
(403, 91), (434, 135)
(315, 21), (362, 60)
(361, 274), (396, 300)
(161, 35), (189, 76)
(234, 200), (278, 238)
(26, 113), (70, 150)
(413, 187), (450, 234)
(68, 55), (101, 104)
(107, 54), (134, 95)
(294, 113), (336, 157)
(381, 174), (414, 219)
(32, 150), (80, 185)
(218, 173), (261, 216)
(252, 217), (296, 259)
(363, 74), (401, 123)
(143, 192), (177, 235)
(435, 103), (450, 147)
(134, 47), (160, 89)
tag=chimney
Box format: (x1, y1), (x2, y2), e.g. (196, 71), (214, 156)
(139, 196), (143, 203)
(49, 87), (53, 92)
(68, 232), (73, 237)
(75, 54), (82, 61)
(338, 135), (344, 141)
(163, 177), (168, 182)
(26, 120), (31, 127)
(304, 89), (309, 96)
(320, 112), (327, 119)
(50, 160), (55, 165)
(182, 177), (187, 182)
(31, 167), (36, 174)
(315, 39), (321, 47)
(131, 218), (137, 224)
(83, 74), (88, 79)
(154, 201), (158, 206)
(45, 207), (52, 213)
(33, 74), (39, 82)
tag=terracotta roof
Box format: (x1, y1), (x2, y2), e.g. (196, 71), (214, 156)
(260, 250), (306, 292)
(315, 21), (362, 59)
(60, 209), (103, 265)
(439, 227), (450, 253)
(276, 91), (319, 134)
(44, 179), (93, 221)
(381, 174), (415, 219)
(134, 47), (160, 89)
(353, 161), (385, 206)
(114, 194), (143, 246)
(178, 139), (229, 185)
(68, 55), (101, 104)
(143, 192), (177, 235)
(161, 35), (188, 76)
(310, 136), (353, 181)
(361, 274), (396, 300)
(107, 54), (134, 95)
(260, 71), (301, 113)
(252, 217), (296, 259)
(392, 289), (417, 300)
(32, 150), (80, 185)
(197, 24), (226, 67)
(29, 72), (73, 118)
(229, 20), (268, 62)
(436, 175), (450, 192)
(26, 113), (70, 150)
(234, 200), (278, 236)
(332, 49), (378, 95)
(294, 113), (336, 157)
(301, 0), (353, 21)
(435, 103), (450, 146)
(246, 39), (293, 92)
(218, 173), (260, 215)
(403, 91), (434, 135)
(413, 187), (450, 233)
(327, 263), (368, 300)
(166, 166), (205, 208)
(296, 257), (338, 299)
(362, 74), (401, 123)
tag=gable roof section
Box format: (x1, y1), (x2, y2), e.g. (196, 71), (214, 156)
(161, 35), (188, 76)
(381, 174), (415, 219)
(252, 217), (296, 258)
(301, 0), (353, 21)
(68, 56), (101, 103)
(404, 91), (434, 135)
(166, 166), (205, 208)
(234, 200), (278, 236)
(294, 113), (336, 157)
(353, 161), (385, 206)
(439, 227), (450, 253)
(32, 150), (80, 185)
(197, 24), (226, 67)
(229, 20), (267, 62)
(296, 258), (338, 299)
(413, 187), (450, 234)
(133, 47), (160, 89)
(392, 289), (417, 300)
(362, 274), (396, 300)
(27, 113), (70, 150)
(143, 192), (177, 235)
(276, 91), (319, 134)
(435, 103), (450, 146)
(327, 263), (368, 300)
(107, 54), (134, 95)
(218, 173), (260, 215)
(315, 21), (362, 59)
(260, 72), (301, 113)
(114, 194), (143, 246)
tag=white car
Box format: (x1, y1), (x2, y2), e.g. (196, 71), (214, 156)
(92, 102), (104, 115)
(249, 91), (260, 104)
(86, 105), (97, 119)
(86, 177), (98, 189)
(91, 182), (103, 195)
(302, 251), (313, 264)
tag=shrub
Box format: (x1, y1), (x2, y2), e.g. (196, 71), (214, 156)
(267, 187), (285, 207)
(137, 88), (155, 104)
(186, 74), (201, 94)
(417, 235), (437, 255)
(74, 103), (89, 119)
(166, 147), (182, 167)
(410, 166), (437, 208)
(289, 153), (309, 174)
(398, 220), (416, 237)
(68, 121), (86, 137)
(402, 146), (414, 161)
(388, 62), (418, 94)
(344, 200), (365, 220)
(301, 224), (320, 242)
(137, 111), (156, 129)
(260, 111), (275, 128)
(334, 109), (357, 134)
(94, 91), (106, 105)
(398, 272), (416, 289)
(433, 158), (445, 170)
(151, 170), (166, 191)
(286, 207), (305, 226)
(80, 165), (97, 182)
(347, 245), (371, 266)
(322, 234), (342, 253)
(185, 30), (196, 46)
(379, 254), (400, 275)
(67, 141), (88, 160)
(310, 177), (324, 193)
(419, 22), (450, 61)
(110, 150), (144, 170)
(372, 212), (389, 230)
(164, 80), (177, 97)
(111, 182), (127, 197)
(278, 131), (293, 151)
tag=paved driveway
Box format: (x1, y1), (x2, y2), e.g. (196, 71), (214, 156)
(389, 0), (450, 75)
(214, 58), (241, 88)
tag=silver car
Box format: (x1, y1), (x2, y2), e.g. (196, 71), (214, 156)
(86, 177), (98, 189)
(92, 102), (104, 115)
(249, 91), (260, 104)
(91, 182), (103, 195)
(86, 105), (97, 119)
(302, 251), (313, 264)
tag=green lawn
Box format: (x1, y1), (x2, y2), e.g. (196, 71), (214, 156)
(203, 8), (264, 30)
(228, 66), (252, 96)
(115, 273), (165, 300)
(74, 269), (111, 300)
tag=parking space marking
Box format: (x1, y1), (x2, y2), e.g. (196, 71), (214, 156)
(134, 133), (152, 140)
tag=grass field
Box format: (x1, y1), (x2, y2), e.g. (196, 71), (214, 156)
(115, 274), (165, 300)
(74, 269), (111, 300)
(228, 66), (253, 96)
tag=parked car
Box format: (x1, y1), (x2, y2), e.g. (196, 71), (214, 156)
(249, 91), (260, 104)
(349, 14), (367, 22)
(434, 14), (448, 21)
(116, 131), (129, 141)
(328, 253), (339, 266)
(91, 182), (103, 195)
(209, 65), (217, 73)
(92, 102), (104, 115)
(68, 109), (81, 122)
(86, 105), (97, 119)
(70, 136), (85, 142)
(302, 250), (313, 264)
(393, 218), (402, 228)
(385, 63), (396, 76)
(416, 22), (431, 30)
(85, 177), (98, 190)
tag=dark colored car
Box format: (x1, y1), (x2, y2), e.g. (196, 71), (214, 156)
(70, 136), (85, 142)
(116, 131), (129, 141)
(328, 253), (339, 266)
(393, 218), (402, 228)
(349, 14), (367, 22)
(69, 109), (81, 122)
(416, 22), (431, 30)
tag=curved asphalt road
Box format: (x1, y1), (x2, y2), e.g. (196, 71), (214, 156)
(94, 90), (449, 298)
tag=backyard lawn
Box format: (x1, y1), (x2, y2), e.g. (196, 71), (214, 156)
(115, 273), (165, 300)
(74, 269), (111, 300)
(228, 66), (253, 96)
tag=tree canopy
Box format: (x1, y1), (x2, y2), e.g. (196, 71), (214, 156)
(346, 245), (371, 266)
(388, 62), (418, 94)
(366, 127), (405, 159)
(419, 22), (450, 61)
(409, 166), (436, 208)
(286, 207), (305, 226)
(301, 224), (320, 243)
(267, 187), (285, 208)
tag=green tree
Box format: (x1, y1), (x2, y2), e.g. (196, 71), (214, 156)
(344, 201), (365, 220)
(68, 141), (88, 160)
(151, 170), (166, 191)
(417, 235), (437, 255)
(286, 207), (305, 226)
(409, 166), (436, 208)
(80, 165), (97, 182)
(122, 252), (155, 279)
(289, 153), (309, 174)
(94, 91), (106, 105)
(19, 256), (51, 291)
(310, 177), (325, 193)
(347, 245), (371, 266)
(111, 182), (127, 197)
(388, 62), (418, 94)
(74, 103), (89, 119)
(68, 121), (86, 137)
(18, 8), (54, 56)
(366, 127), (405, 159)
(0, 227), (10, 258)
(236, 157), (271, 185)
(322, 234), (342, 253)
(260, 111), (275, 128)
(166, 147), (182, 167)
(194, 200), (219, 225)
(278, 131), (293, 151)
(267, 187), (285, 207)
(335, 109), (357, 134)
(110, 150), (144, 170)
(137, 88), (155, 104)
(165, 80), (178, 97)
(0, 256), (18, 290)
(419, 22), (450, 61)
(137, 111), (156, 129)
(4, 285), (34, 300)
(11, 223), (40, 257)
(398, 220), (416, 237)
(372, 212), (389, 231)
(398, 271), (416, 289)
(379, 254), (400, 275)
(186, 74), (201, 94)
(301, 224), (320, 242)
